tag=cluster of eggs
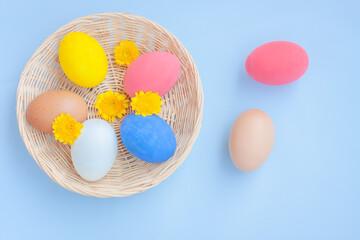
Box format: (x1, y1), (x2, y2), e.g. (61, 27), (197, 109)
(26, 32), (180, 181)
(230, 41), (308, 172)
(26, 31), (309, 179)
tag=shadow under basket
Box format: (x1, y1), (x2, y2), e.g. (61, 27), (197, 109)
(16, 13), (203, 198)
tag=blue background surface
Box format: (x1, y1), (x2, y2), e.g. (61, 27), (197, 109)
(1, 0), (359, 239)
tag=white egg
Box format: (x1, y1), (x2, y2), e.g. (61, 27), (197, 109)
(71, 119), (117, 181)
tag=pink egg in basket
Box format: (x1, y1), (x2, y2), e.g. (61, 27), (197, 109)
(245, 41), (309, 85)
(124, 51), (181, 97)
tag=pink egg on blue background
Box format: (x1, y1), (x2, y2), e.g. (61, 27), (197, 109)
(245, 41), (309, 85)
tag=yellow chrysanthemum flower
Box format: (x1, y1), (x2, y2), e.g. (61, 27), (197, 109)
(131, 91), (163, 116)
(94, 90), (129, 122)
(52, 113), (83, 145)
(114, 40), (140, 66)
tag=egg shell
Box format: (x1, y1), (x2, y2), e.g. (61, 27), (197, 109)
(124, 51), (181, 97)
(26, 90), (87, 134)
(59, 32), (108, 88)
(245, 41), (309, 85)
(71, 119), (117, 181)
(229, 109), (275, 172)
(120, 113), (176, 163)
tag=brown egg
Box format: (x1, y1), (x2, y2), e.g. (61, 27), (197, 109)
(26, 90), (87, 134)
(229, 109), (275, 172)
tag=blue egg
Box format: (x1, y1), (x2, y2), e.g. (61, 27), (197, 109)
(120, 113), (176, 163)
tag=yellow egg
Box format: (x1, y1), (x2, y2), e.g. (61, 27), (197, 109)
(59, 32), (108, 88)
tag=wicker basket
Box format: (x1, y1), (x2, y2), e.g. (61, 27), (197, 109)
(16, 13), (203, 198)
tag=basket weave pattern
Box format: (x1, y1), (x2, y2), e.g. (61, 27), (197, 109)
(16, 13), (203, 198)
